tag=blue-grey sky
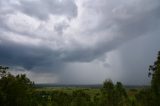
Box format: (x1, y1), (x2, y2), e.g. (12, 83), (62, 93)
(0, 0), (160, 84)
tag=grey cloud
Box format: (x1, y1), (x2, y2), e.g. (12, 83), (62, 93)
(0, 0), (160, 84)
(118, 33), (160, 85)
(0, 0), (77, 39)
(0, 0), (15, 15)
(13, 0), (77, 20)
(0, 37), (65, 71)
(55, 0), (160, 73)
(83, 0), (160, 37)
(54, 21), (69, 35)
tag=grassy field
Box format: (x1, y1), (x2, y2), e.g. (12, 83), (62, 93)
(35, 86), (142, 98)
(36, 87), (100, 98)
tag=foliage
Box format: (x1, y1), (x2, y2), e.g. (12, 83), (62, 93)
(100, 80), (129, 106)
(100, 80), (116, 106)
(135, 51), (160, 106)
(51, 90), (72, 106)
(71, 90), (92, 106)
(149, 51), (160, 94)
(135, 89), (154, 106)
(0, 65), (35, 106)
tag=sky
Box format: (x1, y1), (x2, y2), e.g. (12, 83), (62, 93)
(0, 0), (160, 85)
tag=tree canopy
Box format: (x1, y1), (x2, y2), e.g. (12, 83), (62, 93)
(0, 66), (35, 106)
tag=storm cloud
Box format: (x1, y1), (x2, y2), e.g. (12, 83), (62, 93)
(0, 0), (160, 84)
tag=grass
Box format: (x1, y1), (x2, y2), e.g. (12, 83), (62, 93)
(36, 86), (140, 99)
(36, 87), (100, 97)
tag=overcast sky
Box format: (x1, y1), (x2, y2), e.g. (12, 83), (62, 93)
(0, 0), (160, 85)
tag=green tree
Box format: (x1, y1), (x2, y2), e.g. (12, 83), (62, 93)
(149, 51), (160, 94)
(115, 82), (128, 106)
(71, 90), (91, 106)
(51, 90), (72, 106)
(100, 80), (129, 106)
(149, 51), (160, 105)
(135, 89), (154, 106)
(0, 65), (35, 106)
(93, 93), (101, 106)
(33, 91), (49, 106)
(100, 80), (117, 106)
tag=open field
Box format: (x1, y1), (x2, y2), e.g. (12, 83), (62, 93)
(35, 84), (147, 98)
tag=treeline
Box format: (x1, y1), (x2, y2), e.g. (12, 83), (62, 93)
(32, 81), (129, 106)
(0, 68), (131, 106)
(0, 51), (160, 106)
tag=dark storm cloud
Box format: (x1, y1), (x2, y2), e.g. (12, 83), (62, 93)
(0, 0), (160, 76)
(0, 38), (57, 70)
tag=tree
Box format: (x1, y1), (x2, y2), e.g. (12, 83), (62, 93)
(100, 80), (129, 106)
(51, 90), (72, 106)
(0, 65), (35, 106)
(115, 82), (128, 106)
(148, 51), (160, 105)
(149, 51), (160, 94)
(135, 89), (154, 106)
(100, 80), (117, 106)
(71, 90), (91, 106)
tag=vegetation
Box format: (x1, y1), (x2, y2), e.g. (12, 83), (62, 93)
(0, 51), (160, 106)
(0, 66), (35, 106)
